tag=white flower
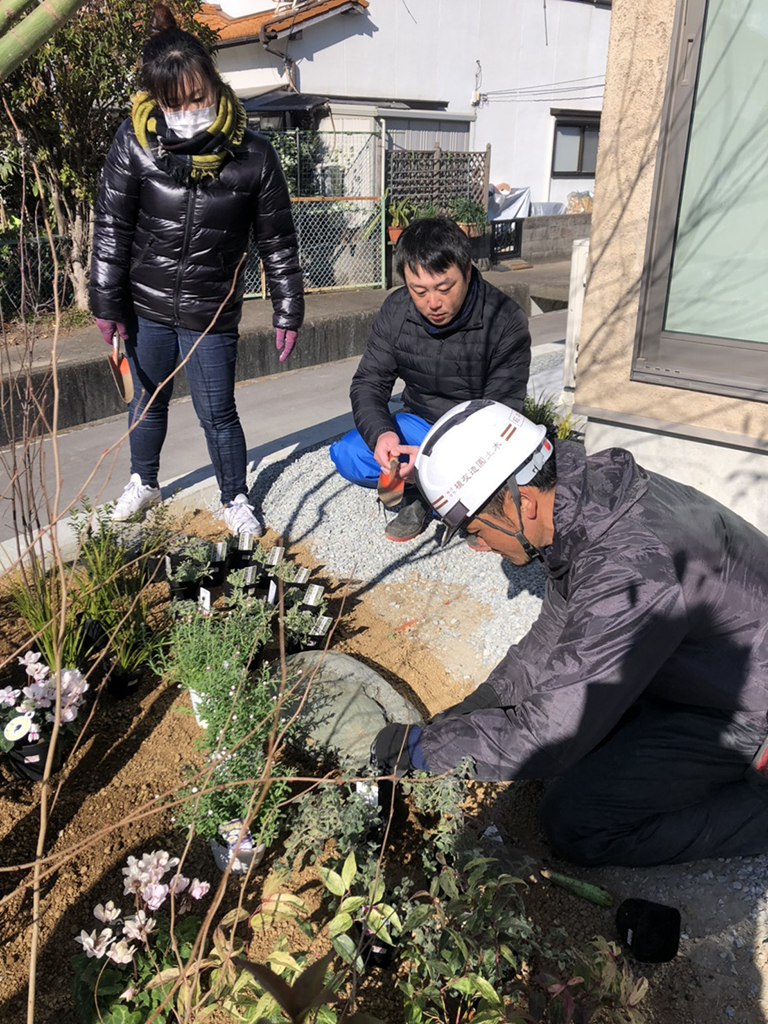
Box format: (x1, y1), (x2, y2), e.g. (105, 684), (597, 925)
(141, 883), (169, 910)
(21, 682), (51, 709)
(0, 686), (20, 707)
(19, 652), (49, 681)
(119, 986), (134, 1002)
(60, 705), (78, 724)
(74, 927), (114, 958)
(107, 939), (136, 965)
(93, 901), (121, 923)
(61, 668), (85, 693)
(168, 874), (189, 895)
(188, 879), (210, 900)
(122, 850), (178, 894)
(122, 910), (155, 944)
(27, 720), (41, 742)
(122, 859), (144, 896)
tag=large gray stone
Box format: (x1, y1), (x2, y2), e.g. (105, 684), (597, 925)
(282, 650), (423, 770)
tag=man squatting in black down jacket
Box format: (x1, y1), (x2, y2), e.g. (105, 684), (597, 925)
(373, 400), (768, 868)
(329, 217), (531, 542)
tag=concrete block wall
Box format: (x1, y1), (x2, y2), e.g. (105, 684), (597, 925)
(520, 213), (592, 264)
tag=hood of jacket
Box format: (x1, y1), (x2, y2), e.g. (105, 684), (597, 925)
(544, 441), (649, 579)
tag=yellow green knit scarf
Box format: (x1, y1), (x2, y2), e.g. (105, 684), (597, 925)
(131, 83), (247, 184)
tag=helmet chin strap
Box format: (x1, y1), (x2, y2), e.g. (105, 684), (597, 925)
(475, 475), (543, 562)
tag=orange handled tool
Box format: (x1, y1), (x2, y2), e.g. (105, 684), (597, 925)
(109, 333), (134, 404)
(377, 456), (405, 508)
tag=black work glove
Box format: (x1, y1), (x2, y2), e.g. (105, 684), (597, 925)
(430, 682), (501, 726)
(371, 723), (414, 777)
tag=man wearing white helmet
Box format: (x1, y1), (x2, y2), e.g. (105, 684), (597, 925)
(372, 400), (768, 867)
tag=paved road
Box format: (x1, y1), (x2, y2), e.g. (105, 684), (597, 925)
(0, 310), (566, 551)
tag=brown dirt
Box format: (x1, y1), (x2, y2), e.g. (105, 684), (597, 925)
(0, 507), (742, 1023)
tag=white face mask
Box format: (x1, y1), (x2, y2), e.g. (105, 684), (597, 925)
(164, 104), (217, 139)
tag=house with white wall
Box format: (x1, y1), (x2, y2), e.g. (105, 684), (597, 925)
(201, 0), (611, 207)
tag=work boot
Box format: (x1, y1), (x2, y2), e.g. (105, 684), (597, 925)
(384, 488), (430, 542)
(111, 473), (161, 522)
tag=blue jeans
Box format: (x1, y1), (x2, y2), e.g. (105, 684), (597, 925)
(329, 412), (431, 487)
(125, 316), (246, 503)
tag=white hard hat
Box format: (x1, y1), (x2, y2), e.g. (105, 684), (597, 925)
(414, 400), (553, 541)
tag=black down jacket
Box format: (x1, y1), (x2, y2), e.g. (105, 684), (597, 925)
(90, 120), (304, 333)
(421, 441), (768, 779)
(350, 270), (530, 450)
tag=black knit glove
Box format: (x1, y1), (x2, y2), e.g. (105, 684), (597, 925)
(430, 682), (501, 726)
(371, 723), (414, 777)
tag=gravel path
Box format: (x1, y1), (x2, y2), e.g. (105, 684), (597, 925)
(240, 351), (768, 1023)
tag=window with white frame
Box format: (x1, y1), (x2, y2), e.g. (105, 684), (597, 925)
(633, 0), (768, 402)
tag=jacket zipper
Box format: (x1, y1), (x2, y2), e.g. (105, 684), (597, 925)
(173, 186), (198, 324)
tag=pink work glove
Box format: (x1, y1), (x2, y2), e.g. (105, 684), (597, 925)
(275, 328), (298, 363)
(95, 318), (129, 345)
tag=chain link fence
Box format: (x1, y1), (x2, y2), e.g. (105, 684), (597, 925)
(0, 234), (73, 319)
(245, 130), (384, 297)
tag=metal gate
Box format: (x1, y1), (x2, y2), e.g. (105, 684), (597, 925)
(244, 129), (385, 298)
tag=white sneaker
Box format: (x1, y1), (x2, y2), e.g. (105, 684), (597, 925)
(223, 494), (262, 536)
(111, 473), (161, 522)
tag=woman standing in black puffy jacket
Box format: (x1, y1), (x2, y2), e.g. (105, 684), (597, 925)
(90, 4), (304, 534)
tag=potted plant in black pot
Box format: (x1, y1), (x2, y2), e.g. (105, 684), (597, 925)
(166, 537), (213, 601)
(0, 652), (89, 781)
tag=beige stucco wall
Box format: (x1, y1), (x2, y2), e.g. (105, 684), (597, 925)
(573, 0), (768, 445)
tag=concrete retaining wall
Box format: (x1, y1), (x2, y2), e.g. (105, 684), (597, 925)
(520, 213), (592, 263)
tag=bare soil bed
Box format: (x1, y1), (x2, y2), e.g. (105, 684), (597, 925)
(0, 508), (759, 1023)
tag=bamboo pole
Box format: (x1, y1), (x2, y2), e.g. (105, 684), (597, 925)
(0, 0), (87, 82)
(0, 0), (35, 36)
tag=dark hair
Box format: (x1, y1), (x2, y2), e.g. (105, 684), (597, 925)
(142, 4), (222, 109)
(394, 216), (472, 279)
(479, 438), (558, 520)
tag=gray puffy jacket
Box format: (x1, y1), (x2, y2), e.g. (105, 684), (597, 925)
(421, 441), (768, 779)
(90, 120), (304, 333)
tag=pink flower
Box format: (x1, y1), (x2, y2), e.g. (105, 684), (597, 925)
(169, 874), (189, 895)
(107, 939), (136, 965)
(141, 883), (169, 910)
(119, 986), (134, 1002)
(188, 879), (210, 900)
(74, 928), (114, 958)
(122, 910), (155, 944)
(27, 719), (40, 742)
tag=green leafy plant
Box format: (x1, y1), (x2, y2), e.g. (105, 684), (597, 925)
(448, 196), (487, 233)
(166, 536), (213, 586)
(531, 937), (648, 1024)
(176, 662), (294, 845)
(394, 850), (533, 1024)
(387, 196), (416, 228)
(413, 201), (440, 219)
(523, 393), (584, 443)
(69, 501), (165, 675)
(281, 783), (381, 873)
(10, 558), (89, 670)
